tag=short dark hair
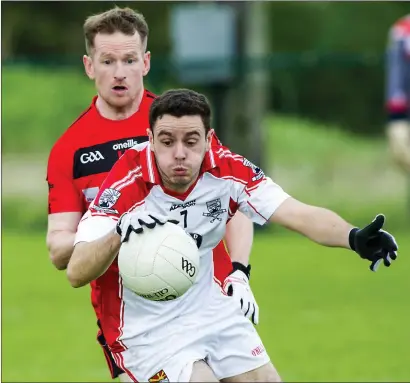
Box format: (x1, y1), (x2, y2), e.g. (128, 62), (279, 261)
(149, 89), (211, 133)
(84, 7), (149, 55)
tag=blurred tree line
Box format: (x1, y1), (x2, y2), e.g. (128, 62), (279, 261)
(2, 1), (409, 135)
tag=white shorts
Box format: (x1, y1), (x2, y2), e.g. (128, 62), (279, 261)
(117, 283), (270, 382)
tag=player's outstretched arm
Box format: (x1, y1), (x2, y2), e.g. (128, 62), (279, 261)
(67, 230), (121, 288)
(46, 212), (82, 270)
(269, 197), (398, 271)
(270, 198), (353, 248)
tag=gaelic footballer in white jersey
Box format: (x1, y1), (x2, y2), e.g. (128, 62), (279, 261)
(70, 89), (398, 382)
(74, 140), (289, 381)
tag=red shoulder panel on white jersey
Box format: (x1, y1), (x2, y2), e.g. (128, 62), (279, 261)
(89, 142), (153, 220)
(209, 145), (290, 225)
(211, 146), (266, 189)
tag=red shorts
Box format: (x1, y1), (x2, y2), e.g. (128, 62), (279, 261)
(96, 240), (233, 379)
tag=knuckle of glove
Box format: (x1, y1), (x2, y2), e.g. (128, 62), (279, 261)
(149, 212), (177, 226)
(150, 212), (167, 221)
(119, 216), (131, 232)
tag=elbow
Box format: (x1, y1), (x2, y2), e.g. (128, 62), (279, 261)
(66, 256), (87, 288)
(46, 235), (70, 271)
(69, 279), (85, 288)
(49, 252), (68, 271)
(66, 265), (86, 288)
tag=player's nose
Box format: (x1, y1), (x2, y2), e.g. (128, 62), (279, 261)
(174, 142), (186, 160)
(114, 63), (126, 81)
(114, 75), (126, 82)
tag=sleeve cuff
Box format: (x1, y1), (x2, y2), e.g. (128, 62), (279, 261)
(74, 215), (117, 245)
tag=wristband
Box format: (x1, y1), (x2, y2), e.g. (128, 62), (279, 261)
(231, 262), (251, 280)
(348, 228), (359, 251)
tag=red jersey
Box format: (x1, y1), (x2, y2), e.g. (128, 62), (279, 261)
(46, 90), (233, 321)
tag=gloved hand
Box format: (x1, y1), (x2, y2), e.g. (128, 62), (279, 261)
(223, 262), (259, 325)
(116, 211), (179, 242)
(349, 214), (398, 272)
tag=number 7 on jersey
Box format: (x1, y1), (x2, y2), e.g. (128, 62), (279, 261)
(180, 210), (188, 228)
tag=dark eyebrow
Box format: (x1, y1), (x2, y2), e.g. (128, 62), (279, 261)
(185, 131), (201, 138)
(157, 131), (173, 138)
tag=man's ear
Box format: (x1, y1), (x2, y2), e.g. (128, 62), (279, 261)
(206, 129), (215, 151)
(83, 55), (95, 80)
(143, 51), (151, 77)
(147, 128), (154, 148)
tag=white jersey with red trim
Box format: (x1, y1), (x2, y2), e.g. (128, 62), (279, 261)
(74, 142), (290, 351)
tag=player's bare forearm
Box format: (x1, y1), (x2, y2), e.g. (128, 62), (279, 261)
(225, 211), (254, 266)
(47, 212), (82, 270)
(46, 231), (76, 270)
(270, 197), (353, 248)
(67, 231), (121, 288)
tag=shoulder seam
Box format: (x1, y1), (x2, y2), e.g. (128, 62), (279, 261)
(50, 104), (93, 151)
(68, 105), (93, 129)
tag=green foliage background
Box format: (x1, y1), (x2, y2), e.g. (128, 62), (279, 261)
(3, 2), (410, 134)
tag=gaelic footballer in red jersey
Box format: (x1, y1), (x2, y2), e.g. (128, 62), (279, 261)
(69, 89), (398, 382)
(47, 7), (156, 378)
(47, 8), (255, 381)
(47, 7), (257, 379)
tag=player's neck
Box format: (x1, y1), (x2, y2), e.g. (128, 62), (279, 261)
(161, 173), (201, 196)
(95, 91), (144, 121)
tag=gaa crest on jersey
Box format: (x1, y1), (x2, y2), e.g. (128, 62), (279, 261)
(93, 188), (121, 214)
(243, 158), (264, 182)
(203, 198), (227, 223)
(149, 369), (169, 382)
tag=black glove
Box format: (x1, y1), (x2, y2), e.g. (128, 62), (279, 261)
(349, 214), (398, 272)
(116, 211), (179, 242)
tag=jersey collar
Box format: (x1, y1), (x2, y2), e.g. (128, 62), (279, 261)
(140, 143), (161, 185)
(91, 89), (152, 119)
